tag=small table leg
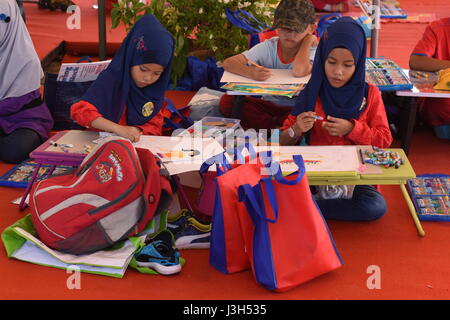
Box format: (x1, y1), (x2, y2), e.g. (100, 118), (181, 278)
(400, 183), (425, 237)
(399, 96), (419, 155)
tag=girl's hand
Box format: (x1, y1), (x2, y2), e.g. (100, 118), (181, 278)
(249, 66), (272, 81)
(295, 111), (318, 133)
(322, 115), (355, 137)
(114, 125), (142, 143)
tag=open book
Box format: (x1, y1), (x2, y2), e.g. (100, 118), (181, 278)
(10, 227), (140, 278)
(1, 214), (162, 278)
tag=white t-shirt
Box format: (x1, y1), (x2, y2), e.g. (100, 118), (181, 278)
(241, 37), (316, 106)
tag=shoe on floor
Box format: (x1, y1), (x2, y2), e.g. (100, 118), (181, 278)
(173, 216), (211, 250)
(167, 209), (193, 235)
(136, 230), (181, 275)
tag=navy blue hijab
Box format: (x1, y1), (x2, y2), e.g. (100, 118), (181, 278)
(82, 14), (174, 125)
(292, 17), (368, 119)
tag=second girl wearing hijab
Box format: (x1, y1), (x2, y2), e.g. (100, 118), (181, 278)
(70, 14), (174, 143)
(280, 17), (392, 221)
(0, 0), (54, 164)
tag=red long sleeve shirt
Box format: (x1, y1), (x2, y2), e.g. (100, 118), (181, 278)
(70, 100), (164, 136)
(281, 84), (393, 148)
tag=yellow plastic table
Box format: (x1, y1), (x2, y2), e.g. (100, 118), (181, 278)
(306, 149), (423, 236)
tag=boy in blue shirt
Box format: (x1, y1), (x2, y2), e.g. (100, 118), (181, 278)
(219, 0), (317, 130)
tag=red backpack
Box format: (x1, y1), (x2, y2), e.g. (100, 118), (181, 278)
(29, 136), (173, 255)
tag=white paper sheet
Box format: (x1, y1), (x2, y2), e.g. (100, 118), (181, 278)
(12, 241), (128, 277)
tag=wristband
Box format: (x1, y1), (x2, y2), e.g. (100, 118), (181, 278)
(287, 126), (297, 138)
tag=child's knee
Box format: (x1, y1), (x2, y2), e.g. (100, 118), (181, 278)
(0, 150), (28, 164)
(360, 195), (387, 221)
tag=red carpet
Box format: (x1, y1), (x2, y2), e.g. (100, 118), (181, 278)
(0, 0), (450, 300)
(0, 126), (449, 300)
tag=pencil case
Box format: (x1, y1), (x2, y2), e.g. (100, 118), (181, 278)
(359, 1), (407, 19)
(407, 174), (450, 222)
(365, 58), (413, 91)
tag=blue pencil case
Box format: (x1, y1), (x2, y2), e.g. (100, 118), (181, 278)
(0, 160), (76, 188)
(359, 1), (408, 19)
(379, 2), (408, 19)
(407, 174), (450, 222)
(365, 58), (413, 91)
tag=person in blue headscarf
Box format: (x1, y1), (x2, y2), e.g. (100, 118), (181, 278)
(280, 17), (392, 221)
(71, 14), (174, 142)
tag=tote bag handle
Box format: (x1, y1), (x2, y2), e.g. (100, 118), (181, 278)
(200, 139), (257, 176)
(200, 152), (231, 176)
(225, 8), (268, 34)
(259, 153), (306, 186)
(239, 154), (306, 223)
(163, 97), (194, 129)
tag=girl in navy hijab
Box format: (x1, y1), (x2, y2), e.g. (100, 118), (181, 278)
(71, 14), (174, 142)
(280, 17), (392, 221)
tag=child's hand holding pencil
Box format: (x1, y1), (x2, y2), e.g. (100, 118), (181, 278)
(245, 57), (272, 81)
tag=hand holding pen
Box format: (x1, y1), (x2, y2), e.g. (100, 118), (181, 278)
(245, 57), (272, 81)
(295, 112), (323, 133)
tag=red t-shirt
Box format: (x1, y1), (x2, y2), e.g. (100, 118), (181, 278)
(70, 100), (164, 136)
(411, 18), (450, 60)
(411, 18), (450, 126)
(281, 84), (392, 148)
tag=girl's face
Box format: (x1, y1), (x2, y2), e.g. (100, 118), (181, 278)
(131, 63), (164, 88)
(324, 48), (356, 88)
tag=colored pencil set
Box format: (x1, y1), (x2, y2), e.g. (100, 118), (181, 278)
(365, 58), (413, 90)
(362, 146), (403, 168)
(407, 175), (450, 218)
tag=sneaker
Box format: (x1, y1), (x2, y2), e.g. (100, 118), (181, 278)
(173, 216), (211, 249)
(167, 209), (192, 235)
(136, 230), (181, 275)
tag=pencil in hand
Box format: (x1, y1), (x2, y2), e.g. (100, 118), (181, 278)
(245, 57), (263, 68)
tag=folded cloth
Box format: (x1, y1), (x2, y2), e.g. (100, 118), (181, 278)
(314, 185), (355, 200)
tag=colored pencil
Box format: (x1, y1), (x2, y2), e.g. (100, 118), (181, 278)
(245, 57), (263, 68)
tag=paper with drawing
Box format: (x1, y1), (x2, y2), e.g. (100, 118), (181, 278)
(220, 69), (311, 84)
(133, 136), (227, 175)
(254, 145), (360, 173)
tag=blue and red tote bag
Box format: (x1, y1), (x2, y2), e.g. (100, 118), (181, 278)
(237, 154), (343, 292)
(202, 145), (259, 274)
